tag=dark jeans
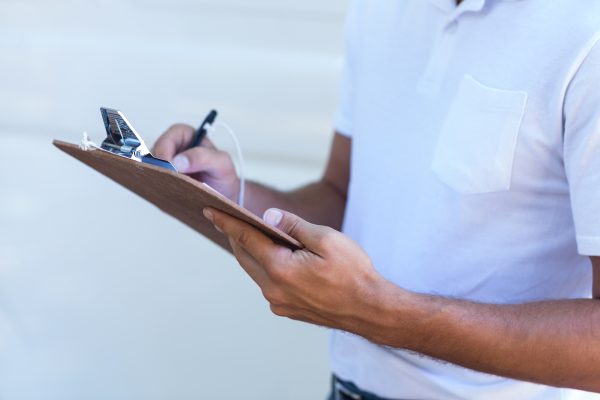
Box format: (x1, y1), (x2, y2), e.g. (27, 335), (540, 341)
(328, 375), (392, 400)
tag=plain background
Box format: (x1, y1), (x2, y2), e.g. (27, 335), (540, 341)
(0, 0), (350, 398)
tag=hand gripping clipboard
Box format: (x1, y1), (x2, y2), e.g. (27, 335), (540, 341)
(53, 108), (302, 250)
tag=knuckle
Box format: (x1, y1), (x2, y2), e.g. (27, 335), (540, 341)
(152, 137), (170, 153)
(263, 287), (285, 306)
(269, 304), (289, 317)
(317, 228), (337, 248)
(186, 147), (207, 165)
(268, 264), (290, 284)
(263, 248), (291, 275)
(168, 123), (192, 132)
(169, 123), (195, 144)
(236, 229), (250, 246)
(155, 123), (193, 155)
(281, 218), (301, 237)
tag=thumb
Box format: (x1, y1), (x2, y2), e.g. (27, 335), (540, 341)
(172, 146), (232, 177)
(263, 208), (330, 251)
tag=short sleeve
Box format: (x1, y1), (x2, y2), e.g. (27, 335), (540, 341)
(563, 35), (600, 255)
(334, 0), (361, 138)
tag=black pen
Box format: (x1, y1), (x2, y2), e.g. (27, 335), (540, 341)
(190, 110), (218, 149)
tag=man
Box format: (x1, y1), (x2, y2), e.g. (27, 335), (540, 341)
(153, 0), (600, 398)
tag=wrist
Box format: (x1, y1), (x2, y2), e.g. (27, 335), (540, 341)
(362, 279), (431, 349)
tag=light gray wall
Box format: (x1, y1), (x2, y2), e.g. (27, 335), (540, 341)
(0, 1), (350, 399)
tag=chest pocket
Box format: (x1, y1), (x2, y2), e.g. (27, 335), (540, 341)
(431, 74), (528, 194)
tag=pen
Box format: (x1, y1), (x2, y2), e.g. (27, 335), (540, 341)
(190, 109), (218, 149)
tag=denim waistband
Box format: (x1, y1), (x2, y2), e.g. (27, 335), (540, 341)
(329, 375), (395, 400)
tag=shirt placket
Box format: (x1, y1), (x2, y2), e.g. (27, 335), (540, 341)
(417, 0), (486, 96)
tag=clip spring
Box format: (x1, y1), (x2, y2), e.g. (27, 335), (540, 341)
(99, 107), (176, 171)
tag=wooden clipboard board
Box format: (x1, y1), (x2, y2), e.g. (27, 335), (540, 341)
(53, 140), (302, 250)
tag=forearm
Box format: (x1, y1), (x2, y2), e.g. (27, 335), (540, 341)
(242, 131), (350, 229)
(368, 287), (600, 392)
(244, 179), (347, 230)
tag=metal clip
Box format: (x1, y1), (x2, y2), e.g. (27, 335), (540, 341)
(100, 107), (176, 171)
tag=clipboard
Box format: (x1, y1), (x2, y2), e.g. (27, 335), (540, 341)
(52, 110), (302, 250)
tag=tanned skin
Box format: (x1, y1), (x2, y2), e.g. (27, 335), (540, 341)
(154, 126), (600, 392)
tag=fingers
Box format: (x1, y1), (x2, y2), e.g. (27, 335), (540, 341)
(152, 123), (218, 162)
(200, 137), (217, 150)
(152, 122), (231, 177)
(204, 208), (289, 270)
(262, 208), (332, 254)
(228, 239), (271, 288)
(171, 147), (233, 176)
(152, 123), (195, 161)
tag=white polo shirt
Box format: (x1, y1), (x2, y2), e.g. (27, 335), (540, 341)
(332, 0), (600, 399)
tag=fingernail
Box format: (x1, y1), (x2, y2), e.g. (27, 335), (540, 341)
(263, 209), (283, 227)
(172, 154), (189, 172)
(203, 208), (214, 222)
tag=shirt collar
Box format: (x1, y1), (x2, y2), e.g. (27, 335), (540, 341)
(428, 0), (522, 15)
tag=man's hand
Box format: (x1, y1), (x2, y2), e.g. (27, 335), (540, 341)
(153, 123), (240, 202)
(202, 206), (401, 342)
(151, 129), (350, 252)
(203, 206), (600, 392)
